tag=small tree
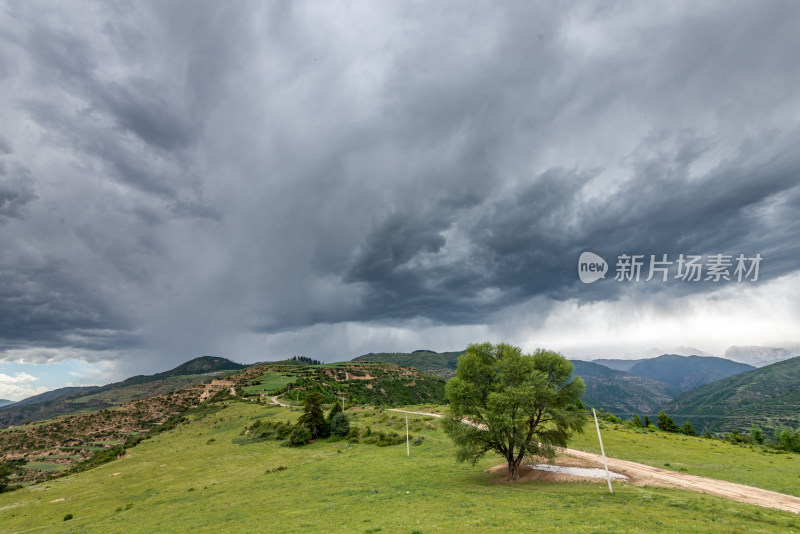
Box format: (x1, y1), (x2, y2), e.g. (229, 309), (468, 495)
(297, 393), (326, 439)
(329, 412), (350, 437)
(751, 426), (765, 444)
(644, 415), (652, 428)
(442, 343), (587, 481)
(657, 412), (680, 433)
(681, 421), (696, 436)
(633, 414), (643, 428)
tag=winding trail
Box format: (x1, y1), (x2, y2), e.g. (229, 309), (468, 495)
(270, 395), (290, 407)
(387, 409), (800, 514)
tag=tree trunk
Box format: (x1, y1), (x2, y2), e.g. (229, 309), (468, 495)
(507, 458), (520, 481)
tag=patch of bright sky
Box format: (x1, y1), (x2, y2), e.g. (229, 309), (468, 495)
(0, 359), (114, 401)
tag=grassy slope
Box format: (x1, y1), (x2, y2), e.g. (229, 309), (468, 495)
(1, 403), (798, 533)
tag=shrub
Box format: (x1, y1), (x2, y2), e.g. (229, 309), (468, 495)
(0, 463), (12, 493)
(329, 413), (350, 437)
(286, 426), (312, 447)
(63, 514), (73, 521)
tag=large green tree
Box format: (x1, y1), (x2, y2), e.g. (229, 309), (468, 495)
(442, 343), (587, 481)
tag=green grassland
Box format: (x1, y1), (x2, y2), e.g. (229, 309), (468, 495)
(570, 421), (800, 497)
(1, 402), (798, 533)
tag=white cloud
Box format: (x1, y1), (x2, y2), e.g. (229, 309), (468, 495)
(0, 372), (47, 401)
(0, 384), (49, 402)
(0, 372), (38, 384)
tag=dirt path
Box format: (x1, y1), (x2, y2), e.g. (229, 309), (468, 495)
(388, 409), (800, 514)
(270, 395), (290, 407)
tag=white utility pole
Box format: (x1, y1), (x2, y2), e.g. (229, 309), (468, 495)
(406, 414), (410, 456)
(592, 408), (613, 493)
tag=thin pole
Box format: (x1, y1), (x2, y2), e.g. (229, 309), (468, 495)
(406, 415), (410, 456)
(593, 408), (613, 493)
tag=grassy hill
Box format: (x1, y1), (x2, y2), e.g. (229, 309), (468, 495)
(571, 360), (680, 418)
(0, 356), (244, 429)
(1, 400), (799, 532)
(351, 350), (464, 379)
(625, 355), (754, 392)
(0, 360), (446, 483)
(661, 356), (800, 434)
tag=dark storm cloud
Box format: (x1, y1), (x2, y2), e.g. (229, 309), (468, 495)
(0, 1), (799, 370)
(0, 173), (37, 222)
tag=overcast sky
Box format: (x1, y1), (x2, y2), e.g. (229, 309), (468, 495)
(1, 1), (799, 399)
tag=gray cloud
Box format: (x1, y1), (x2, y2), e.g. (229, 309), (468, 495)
(0, 1), (799, 373)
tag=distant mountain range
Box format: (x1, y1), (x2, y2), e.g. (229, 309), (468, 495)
(352, 350), (681, 417)
(570, 360), (679, 417)
(355, 350), (784, 425)
(593, 355), (755, 391)
(0, 356), (245, 428)
(662, 356), (800, 433)
(0, 399), (14, 408)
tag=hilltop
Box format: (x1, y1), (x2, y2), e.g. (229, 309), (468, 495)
(243, 361), (446, 406)
(351, 350), (464, 379)
(0, 356), (245, 429)
(662, 356), (800, 433)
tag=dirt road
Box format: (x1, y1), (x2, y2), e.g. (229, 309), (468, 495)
(388, 409), (800, 514)
(270, 395), (289, 407)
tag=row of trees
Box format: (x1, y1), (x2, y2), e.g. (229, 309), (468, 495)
(290, 356), (322, 366)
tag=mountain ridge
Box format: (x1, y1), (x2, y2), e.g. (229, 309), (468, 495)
(662, 356), (800, 433)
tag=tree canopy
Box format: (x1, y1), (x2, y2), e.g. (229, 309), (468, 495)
(297, 392), (326, 438)
(442, 343), (587, 480)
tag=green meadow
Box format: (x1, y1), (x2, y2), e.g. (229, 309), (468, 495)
(1, 403), (798, 533)
(570, 422), (800, 497)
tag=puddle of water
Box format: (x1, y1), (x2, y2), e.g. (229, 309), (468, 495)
(528, 464), (628, 480)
